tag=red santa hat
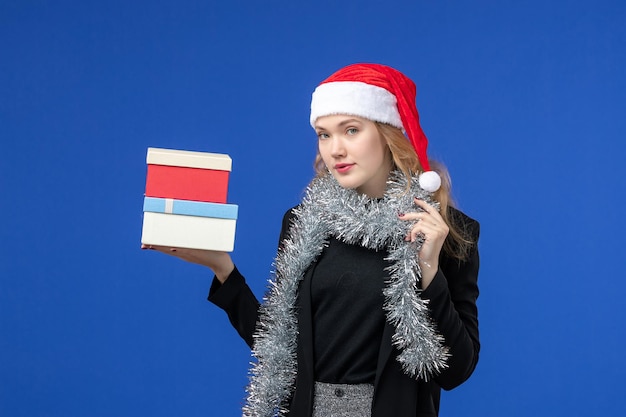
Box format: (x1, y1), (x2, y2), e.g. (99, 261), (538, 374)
(310, 63), (441, 192)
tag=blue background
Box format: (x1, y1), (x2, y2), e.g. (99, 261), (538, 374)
(2, 1), (625, 416)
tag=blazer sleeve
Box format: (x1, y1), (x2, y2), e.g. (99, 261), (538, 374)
(420, 208), (480, 390)
(208, 266), (260, 348)
(207, 208), (297, 348)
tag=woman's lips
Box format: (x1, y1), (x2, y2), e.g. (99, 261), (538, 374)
(334, 163), (354, 173)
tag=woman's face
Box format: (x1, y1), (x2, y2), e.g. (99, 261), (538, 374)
(315, 114), (393, 198)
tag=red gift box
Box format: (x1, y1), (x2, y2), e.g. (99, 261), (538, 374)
(145, 148), (232, 203)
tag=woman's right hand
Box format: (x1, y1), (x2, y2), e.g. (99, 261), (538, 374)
(141, 244), (234, 283)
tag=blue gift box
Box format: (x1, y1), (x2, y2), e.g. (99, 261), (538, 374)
(143, 197), (238, 219)
(141, 197), (238, 252)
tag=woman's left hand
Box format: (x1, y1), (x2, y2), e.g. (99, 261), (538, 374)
(398, 198), (449, 289)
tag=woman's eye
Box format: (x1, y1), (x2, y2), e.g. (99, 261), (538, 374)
(346, 128), (358, 135)
(317, 132), (330, 139)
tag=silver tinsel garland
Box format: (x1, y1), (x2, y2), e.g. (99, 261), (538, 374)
(242, 172), (449, 417)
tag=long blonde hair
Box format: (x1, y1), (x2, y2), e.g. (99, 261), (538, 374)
(313, 122), (474, 261)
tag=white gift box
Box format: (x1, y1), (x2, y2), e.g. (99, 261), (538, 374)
(141, 213), (237, 252)
(141, 197), (238, 252)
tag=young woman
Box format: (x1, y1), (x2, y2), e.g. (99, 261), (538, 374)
(145, 63), (480, 417)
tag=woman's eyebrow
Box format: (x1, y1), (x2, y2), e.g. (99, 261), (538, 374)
(315, 118), (363, 130)
(337, 118), (362, 127)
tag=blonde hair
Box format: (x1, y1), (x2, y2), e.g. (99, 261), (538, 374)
(313, 122), (474, 261)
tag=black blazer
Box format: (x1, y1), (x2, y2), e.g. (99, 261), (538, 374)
(209, 206), (480, 417)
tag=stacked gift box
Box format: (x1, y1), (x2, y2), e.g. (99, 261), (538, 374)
(141, 147), (238, 252)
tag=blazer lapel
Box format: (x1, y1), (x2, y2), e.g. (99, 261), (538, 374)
(290, 265), (316, 416)
(374, 320), (395, 390)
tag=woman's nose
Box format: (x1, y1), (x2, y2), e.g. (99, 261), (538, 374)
(330, 137), (346, 157)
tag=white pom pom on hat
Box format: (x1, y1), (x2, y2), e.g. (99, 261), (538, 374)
(310, 63), (441, 192)
(418, 170), (442, 193)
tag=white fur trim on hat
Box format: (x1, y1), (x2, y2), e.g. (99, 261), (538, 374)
(310, 81), (403, 129)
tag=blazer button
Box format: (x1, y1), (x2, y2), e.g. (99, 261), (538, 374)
(334, 388), (344, 397)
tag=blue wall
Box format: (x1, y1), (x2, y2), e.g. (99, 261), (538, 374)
(2, 1), (625, 415)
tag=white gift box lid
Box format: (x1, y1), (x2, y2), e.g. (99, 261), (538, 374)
(146, 147), (232, 171)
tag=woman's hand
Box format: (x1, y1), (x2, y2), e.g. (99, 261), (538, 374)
(141, 244), (234, 283)
(398, 198), (449, 289)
